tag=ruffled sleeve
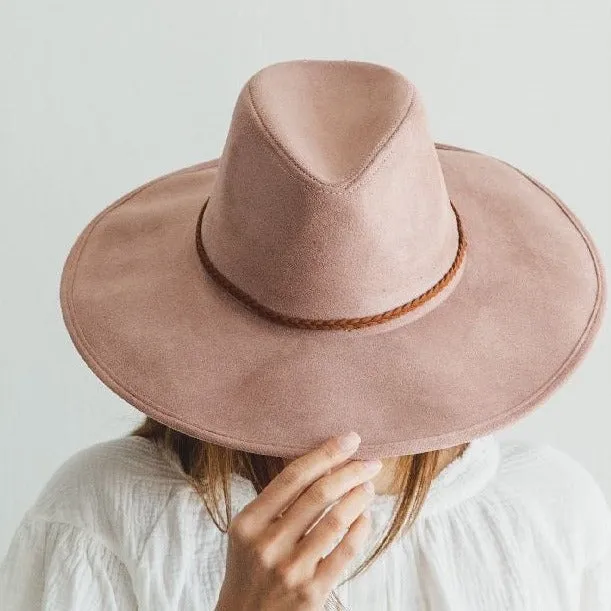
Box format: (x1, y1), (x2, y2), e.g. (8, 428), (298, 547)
(0, 516), (138, 611)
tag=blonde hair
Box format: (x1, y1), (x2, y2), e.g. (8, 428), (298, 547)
(131, 417), (466, 583)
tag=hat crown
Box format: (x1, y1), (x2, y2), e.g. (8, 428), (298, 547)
(202, 59), (462, 324)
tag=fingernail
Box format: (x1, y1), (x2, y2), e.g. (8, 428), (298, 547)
(362, 459), (383, 473)
(337, 431), (361, 451)
(363, 508), (372, 519)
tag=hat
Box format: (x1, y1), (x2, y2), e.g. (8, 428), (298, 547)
(59, 59), (607, 459)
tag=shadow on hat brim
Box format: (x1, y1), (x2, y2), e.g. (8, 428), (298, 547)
(59, 143), (607, 459)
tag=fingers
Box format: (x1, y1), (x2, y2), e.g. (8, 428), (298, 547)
(291, 480), (376, 574)
(223, 432), (377, 609)
(314, 511), (372, 591)
(238, 432), (363, 535)
(264, 458), (381, 555)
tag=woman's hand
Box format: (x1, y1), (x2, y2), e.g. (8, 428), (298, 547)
(215, 431), (382, 611)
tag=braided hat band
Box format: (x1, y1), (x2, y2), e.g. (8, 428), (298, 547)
(195, 196), (468, 331)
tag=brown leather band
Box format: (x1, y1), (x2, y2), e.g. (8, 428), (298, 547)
(195, 197), (467, 331)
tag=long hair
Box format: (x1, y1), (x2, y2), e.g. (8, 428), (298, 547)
(131, 416), (466, 584)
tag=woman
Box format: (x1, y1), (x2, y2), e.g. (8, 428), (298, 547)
(1, 59), (610, 609)
(1, 417), (610, 609)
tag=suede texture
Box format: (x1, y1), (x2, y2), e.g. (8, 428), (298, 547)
(59, 59), (607, 459)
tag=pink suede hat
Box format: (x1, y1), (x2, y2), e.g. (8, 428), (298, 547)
(59, 59), (607, 459)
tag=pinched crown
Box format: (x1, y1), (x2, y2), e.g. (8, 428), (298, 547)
(199, 60), (464, 329)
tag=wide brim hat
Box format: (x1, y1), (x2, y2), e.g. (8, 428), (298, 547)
(60, 59), (607, 459)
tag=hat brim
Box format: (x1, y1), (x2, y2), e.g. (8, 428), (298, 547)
(59, 143), (607, 459)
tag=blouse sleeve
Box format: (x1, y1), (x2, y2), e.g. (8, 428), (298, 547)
(0, 516), (138, 611)
(580, 510), (611, 610)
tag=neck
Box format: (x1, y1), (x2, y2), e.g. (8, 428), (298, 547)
(372, 442), (470, 495)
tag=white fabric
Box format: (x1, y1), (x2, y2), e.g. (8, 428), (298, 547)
(1, 433), (610, 610)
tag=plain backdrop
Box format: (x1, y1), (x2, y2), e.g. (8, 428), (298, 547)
(1, 0), (610, 558)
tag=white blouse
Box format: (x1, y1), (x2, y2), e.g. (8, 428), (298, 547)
(1, 433), (610, 610)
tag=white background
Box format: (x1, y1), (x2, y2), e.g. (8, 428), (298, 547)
(1, 0), (609, 557)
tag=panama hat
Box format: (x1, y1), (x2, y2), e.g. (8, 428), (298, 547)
(59, 59), (607, 459)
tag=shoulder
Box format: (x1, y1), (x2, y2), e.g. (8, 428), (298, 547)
(494, 436), (611, 564)
(6, 436), (256, 604)
(496, 437), (609, 512)
(25, 436), (196, 555)
(31, 435), (189, 514)
(24, 436), (259, 556)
